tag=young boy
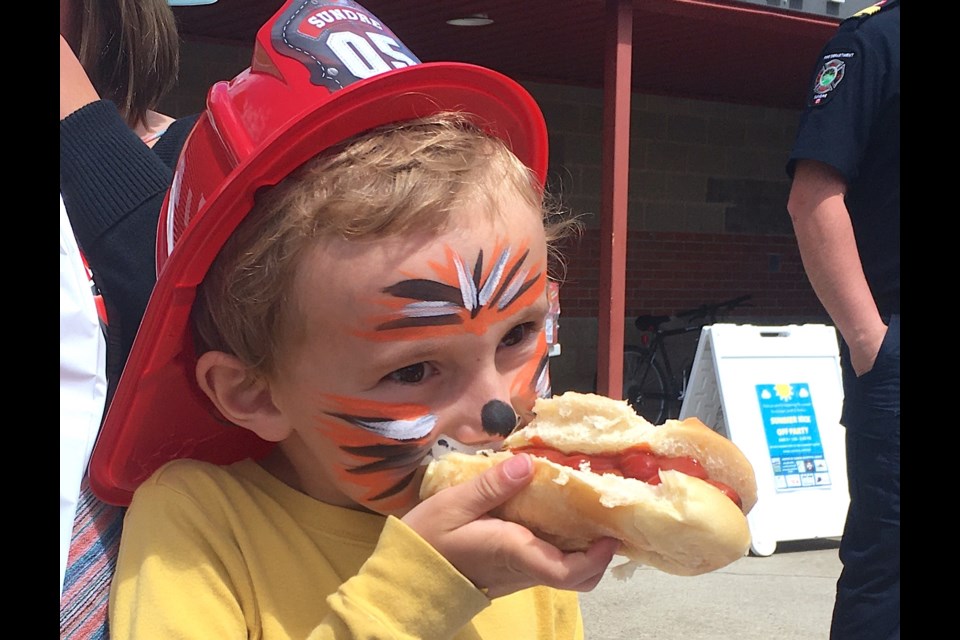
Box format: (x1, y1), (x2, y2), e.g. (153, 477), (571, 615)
(90, 2), (617, 638)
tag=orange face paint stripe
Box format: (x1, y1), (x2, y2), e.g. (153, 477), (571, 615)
(322, 395), (432, 421)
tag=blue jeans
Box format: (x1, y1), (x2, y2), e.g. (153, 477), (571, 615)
(831, 314), (900, 640)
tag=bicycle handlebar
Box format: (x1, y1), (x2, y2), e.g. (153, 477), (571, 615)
(674, 294), (753, 323)
(633, 294), (753, 333)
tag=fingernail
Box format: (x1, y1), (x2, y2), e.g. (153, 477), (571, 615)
(504, 453), (531, 480)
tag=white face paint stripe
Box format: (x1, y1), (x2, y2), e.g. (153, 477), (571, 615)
(497, 268), (530, 310)
(454, 254), (477, 312)
(399, 300), (462, 317)
(477, 247), (510, 307)
(536, 362), (551, 398)
(353, 414), (437, 440)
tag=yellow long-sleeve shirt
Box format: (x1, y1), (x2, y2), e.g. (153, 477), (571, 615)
(110, 458), (583, 639)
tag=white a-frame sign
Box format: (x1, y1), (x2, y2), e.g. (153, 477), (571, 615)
(680, 324), (849, 556)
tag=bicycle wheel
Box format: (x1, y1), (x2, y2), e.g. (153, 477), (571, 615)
(622, 346), (670, 424)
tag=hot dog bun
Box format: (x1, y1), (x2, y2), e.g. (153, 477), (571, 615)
(419, 391), (758, 577)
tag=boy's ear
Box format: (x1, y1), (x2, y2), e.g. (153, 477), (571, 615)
(195, 351), (292, 443)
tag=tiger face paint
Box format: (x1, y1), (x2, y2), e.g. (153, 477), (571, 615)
(362, 240), (543, 341)
(315, 395), (437, 514)
(265, 190), (550, 516)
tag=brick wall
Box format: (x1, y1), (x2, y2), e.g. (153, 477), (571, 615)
(557, 229), (823, 319)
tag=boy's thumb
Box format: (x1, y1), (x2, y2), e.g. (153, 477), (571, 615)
(459, 453), (534, 517)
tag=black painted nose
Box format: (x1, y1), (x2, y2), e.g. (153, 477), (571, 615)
(481, 399), (519, 436)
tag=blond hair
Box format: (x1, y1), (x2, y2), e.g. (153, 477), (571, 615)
(193, 113), (574, 376)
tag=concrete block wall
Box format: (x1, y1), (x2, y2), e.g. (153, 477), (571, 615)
(521, 81), (827, 393)
(160, 42), (828, 395)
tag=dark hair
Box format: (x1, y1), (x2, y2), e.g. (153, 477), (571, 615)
(73, 0), (180, 128)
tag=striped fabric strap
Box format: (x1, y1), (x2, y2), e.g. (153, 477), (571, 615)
(59, 476), (124, 639)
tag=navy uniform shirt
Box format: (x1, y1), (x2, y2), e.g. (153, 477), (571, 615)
(786, 0), (900, 317)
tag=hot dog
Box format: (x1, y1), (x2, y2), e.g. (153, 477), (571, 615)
(419, 391), (758, 577)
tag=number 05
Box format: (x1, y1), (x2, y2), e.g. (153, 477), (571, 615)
(327, 31), (417, 79)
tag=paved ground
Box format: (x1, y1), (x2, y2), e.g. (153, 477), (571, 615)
(579, 537), (841, 640)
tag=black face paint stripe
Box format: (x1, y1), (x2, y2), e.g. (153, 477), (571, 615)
(375, 314), (463, 331)
(382, 280), (463, 304)
(340, 442), (428, 459)
(481, 399), (519, 436)
(348, 448), (428, 474)
(534, 351), (549, 383)
(469, 249), (485, 318)
(489, 248), (530, 307)
(368, 470), (418, 501)
(500, 275), (539, 310)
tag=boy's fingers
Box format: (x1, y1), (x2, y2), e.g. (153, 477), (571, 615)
(483, 536), (620, 598)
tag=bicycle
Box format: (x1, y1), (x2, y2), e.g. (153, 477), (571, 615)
(622, 294), (753, 424)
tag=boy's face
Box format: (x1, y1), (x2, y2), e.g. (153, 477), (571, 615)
(267, 189), (550, 516)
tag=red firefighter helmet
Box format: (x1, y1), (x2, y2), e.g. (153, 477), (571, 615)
(89, 0), (548, 505)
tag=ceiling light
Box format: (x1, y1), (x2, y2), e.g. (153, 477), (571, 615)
(446, 13), (494, 27)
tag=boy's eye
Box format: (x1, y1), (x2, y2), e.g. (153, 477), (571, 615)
(501, 322), (536, 348)
(386, 363), (428, 384)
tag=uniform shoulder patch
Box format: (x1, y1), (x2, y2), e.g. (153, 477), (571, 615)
(809, 52), (853, 107)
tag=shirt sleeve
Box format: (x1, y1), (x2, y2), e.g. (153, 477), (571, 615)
(786, 22), (885, 182)
(319, 517), (491, 640)
(59, 101), (178, 398)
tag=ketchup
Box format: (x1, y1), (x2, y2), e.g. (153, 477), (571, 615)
(513, 439), (742, 509)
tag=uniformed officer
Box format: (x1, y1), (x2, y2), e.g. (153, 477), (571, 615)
(785, 2), (899, 639)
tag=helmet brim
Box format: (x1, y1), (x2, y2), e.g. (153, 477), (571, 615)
(89, 62), (548, 506)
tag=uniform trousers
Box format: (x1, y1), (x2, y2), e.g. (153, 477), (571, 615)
(831, 314), (900, 640)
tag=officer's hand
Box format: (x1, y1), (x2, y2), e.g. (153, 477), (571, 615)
(850, 321), (888, 377)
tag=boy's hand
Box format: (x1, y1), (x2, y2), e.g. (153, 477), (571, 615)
(403, 453), (619, 599)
